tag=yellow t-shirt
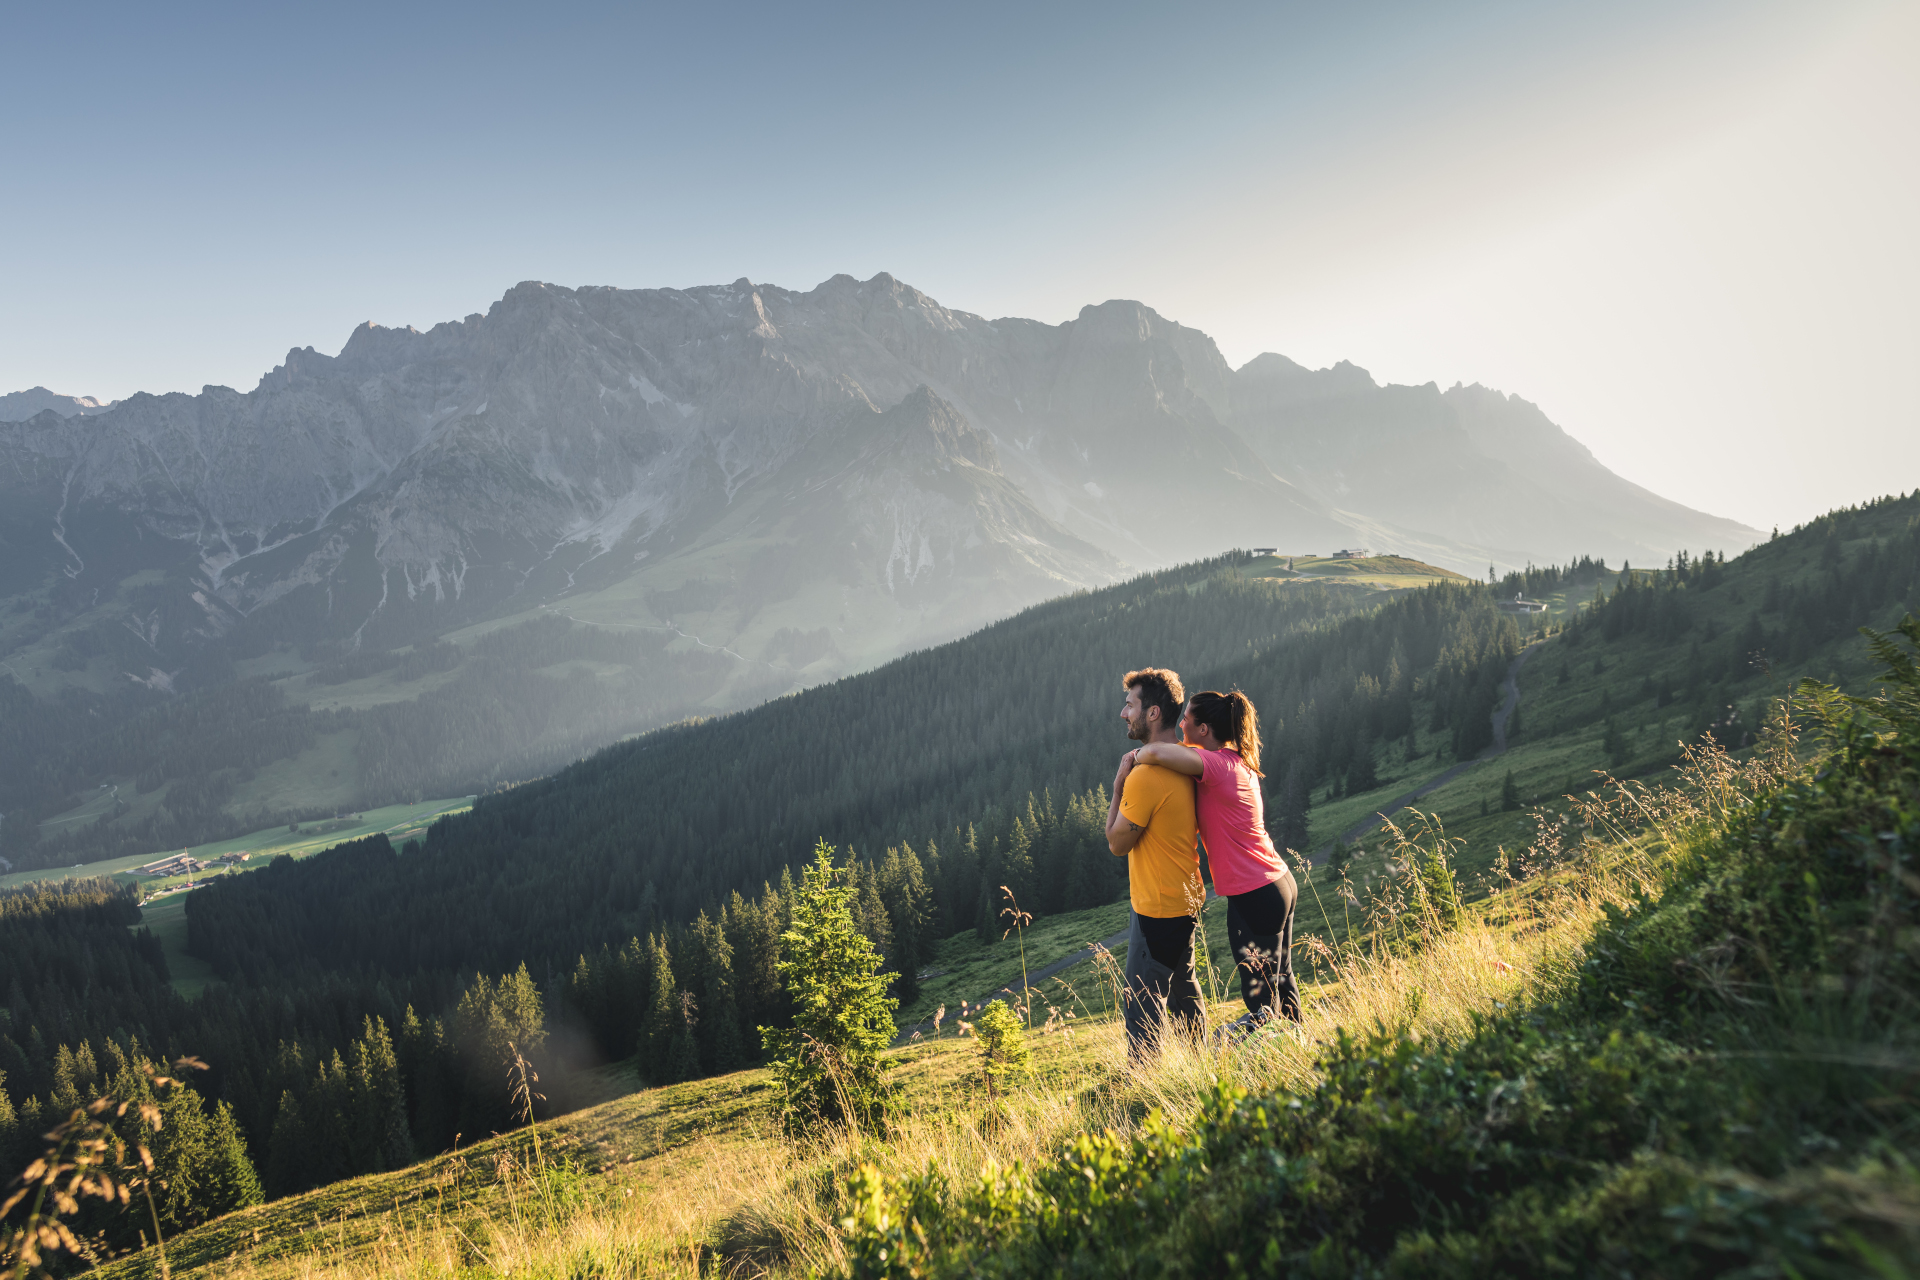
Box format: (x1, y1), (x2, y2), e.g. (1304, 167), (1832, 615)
(1116, 761), (1201, 918)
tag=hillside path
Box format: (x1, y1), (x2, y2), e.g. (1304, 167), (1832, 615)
(1307, 636), (1547, 864)
(892, 638), (1547, 1044)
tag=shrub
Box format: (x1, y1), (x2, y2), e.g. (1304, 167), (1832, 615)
(761, 841), (898, 1134)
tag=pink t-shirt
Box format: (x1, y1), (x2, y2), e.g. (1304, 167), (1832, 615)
(1195, 746), (1290, 896)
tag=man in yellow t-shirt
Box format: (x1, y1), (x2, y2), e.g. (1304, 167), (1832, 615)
(1105, 666), (1203, 1054)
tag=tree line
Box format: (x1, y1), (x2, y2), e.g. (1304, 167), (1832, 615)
(1552, 495), (1920, 755)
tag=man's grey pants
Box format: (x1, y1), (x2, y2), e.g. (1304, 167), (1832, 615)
(1122, 910), (1204, 1055)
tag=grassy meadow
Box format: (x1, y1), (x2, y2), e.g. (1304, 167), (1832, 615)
(1241, 553), (1470, 591)
(99, 842), (1606, 1279)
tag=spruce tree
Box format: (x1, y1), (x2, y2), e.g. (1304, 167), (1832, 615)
(566, 954), (600, 1050)
(727, 890), (785, 1045)
(1273, 762), (1312, 856)
(1000, 814), (1037, 921)
(856, 873), (894, 964)
(1327, 838), (1352, 876)
(1500, 769), (1521, 811)
(1417, 841), (1464, 932)
(973, 834), (1002, 943)
(686, 911), (745, 1075)
(204, 1100), (265, 1214)
(945, 825), (981, 937)
(350, 1016), (412, 1171)
(396, 1007), (452, 1156)
(305, 1051), (352, 1189)
(762, 841), (898, 1132)
(1603, 717), (1629, 768)
(878, 846), (933, 1004)
(152, 1080), (216, 1231)
(973, 999), (1029, 1104)
(0, 1069), (16, 1158)
(1062, 789), (1115, 910)
(1348, 746), (1380, 793)
(667, 991), (702, 1083)
(642, 935), (678, 1082)
(266, 1089), (309, 1197)
(448, 966), (545, 1133)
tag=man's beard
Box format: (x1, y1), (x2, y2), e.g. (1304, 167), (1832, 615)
(1127, 717), (1149, 743)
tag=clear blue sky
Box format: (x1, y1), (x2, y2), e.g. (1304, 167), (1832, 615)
(3, 0), (1912, 532)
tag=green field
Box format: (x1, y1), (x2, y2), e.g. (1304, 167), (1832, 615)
(137, 891), (222, 998)
(1242, 552), (1470, 590)
(1, 795), (475, 893)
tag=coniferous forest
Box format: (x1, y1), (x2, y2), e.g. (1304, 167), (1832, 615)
(3, 493), (1916, 1229)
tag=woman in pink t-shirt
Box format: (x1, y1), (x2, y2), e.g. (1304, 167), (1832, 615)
(1132, 689), (1301, 1030)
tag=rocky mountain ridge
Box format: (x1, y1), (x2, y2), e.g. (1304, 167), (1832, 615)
(0, 270), (1755, 683)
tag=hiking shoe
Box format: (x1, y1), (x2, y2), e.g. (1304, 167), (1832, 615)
(1213, 1011), (1267, 1045)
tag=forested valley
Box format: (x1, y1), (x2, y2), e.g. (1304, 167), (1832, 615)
(3, 492), (1916, 1235)
(0, 614), (757, 872)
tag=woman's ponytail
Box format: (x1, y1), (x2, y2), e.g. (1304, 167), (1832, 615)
(1189, 688), (1264, 775)
(1228, 690), (1262, 776)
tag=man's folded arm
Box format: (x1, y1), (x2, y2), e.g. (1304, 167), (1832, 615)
(1135, 742), (1203, 776)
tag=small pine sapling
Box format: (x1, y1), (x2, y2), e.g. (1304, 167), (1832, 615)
(971, 1000), (1029, 1105)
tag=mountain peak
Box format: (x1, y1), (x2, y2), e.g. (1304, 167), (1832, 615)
(0, 386), (116, 421)
(337, 320), (425, 366)
(1072, 298), (1160, 338)
(870, 386), (997, 469)
(1235, 352), (1310, 380)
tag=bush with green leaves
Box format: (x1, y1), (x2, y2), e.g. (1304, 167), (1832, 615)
(761, 841), (898, 1133)
(837, 617), (1920, 1278)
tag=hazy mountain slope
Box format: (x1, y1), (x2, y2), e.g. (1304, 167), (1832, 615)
(559, 385), (1125, 670)
(1228, 354), (1759, 567)
(1441, 380), (1758, 561)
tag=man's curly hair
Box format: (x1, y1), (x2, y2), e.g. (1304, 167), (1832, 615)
(1123, 667), (1186, 731)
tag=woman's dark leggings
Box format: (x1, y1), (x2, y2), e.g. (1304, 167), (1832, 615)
(1227, 872), (1301, 1022)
